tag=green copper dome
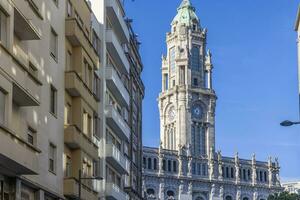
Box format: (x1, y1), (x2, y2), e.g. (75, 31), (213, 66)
(172, 0), (199, 26)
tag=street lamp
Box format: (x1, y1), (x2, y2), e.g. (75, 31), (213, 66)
(78, 169), (103, 200)
(280, 120), (300, 127)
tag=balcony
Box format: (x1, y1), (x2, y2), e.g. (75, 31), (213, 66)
(65, 18), (98, 65)
(0, 125), (40, 176)
(106, 143), (129, 175)
(64, 178), (98, 200)
(106, 29), (129, 74)
(103, 183), (129, 200)
(106, 0), (129, 43)
(64, 125), (98, 160)
(105, 105), (130, 141)
(65, 71), (97, 111)
(14, 7), (40, 40)
(106, 66), (130, 107)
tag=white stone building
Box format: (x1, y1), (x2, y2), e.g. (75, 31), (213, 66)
(142, 1), (282, 200)
(282, 181), (300, 195)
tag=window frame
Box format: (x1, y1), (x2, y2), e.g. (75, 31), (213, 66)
(0, 89), (6, 126)
(49, 143), (57, 174)
(50, 27), (58, 61)
(50, 85), (57, 116)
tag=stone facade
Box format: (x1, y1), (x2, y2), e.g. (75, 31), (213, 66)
(142, 1), (282, 199)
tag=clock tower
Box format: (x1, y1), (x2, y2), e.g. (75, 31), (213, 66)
(159, 0), (216, 158)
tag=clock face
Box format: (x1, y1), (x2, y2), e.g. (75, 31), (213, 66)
(168, 107), (176, 122)
(192, 105), (203, 119)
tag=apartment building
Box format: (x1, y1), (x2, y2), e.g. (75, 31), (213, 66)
(0, 0), (65, 199)
(63, 0), (102, 200)
(0, 0), (144, 199)
(90, 0), (144, 199)
(125, 22), (145, 200)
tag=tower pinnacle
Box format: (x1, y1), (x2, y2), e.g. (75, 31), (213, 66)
(172, 0), (199, 26)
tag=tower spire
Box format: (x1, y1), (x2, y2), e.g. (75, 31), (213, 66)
(172, 0), (199, 26)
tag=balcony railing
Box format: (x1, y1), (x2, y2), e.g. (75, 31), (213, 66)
(103, 182), (129, 200)
(105, 105), (130, 141)
(106, 143), (130, 175)
(0, 124), (41, 175)
(64, 125), (98, 160)
(106, 0), (129, 43)
(106, 66), (130, 107)
(106, 29), (130, 74)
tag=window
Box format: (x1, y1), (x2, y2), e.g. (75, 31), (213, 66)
(66, 51), (72, 71)
(164, 74), (168, 90)
(83, 111), (92, 136)
(153, 158), (157, 170)
(52, 0), (58, 7)
(50, 28), (58, 60)
(179, 66), (185, 85)
(162, 159), (166, 171)
(192, 162), (196, 174)
(173, 161), (177, 172)
(0, 10), (7, 46)
(27, 127), (36, 146)
(0, 90), (5, 125)
(148, 158), (152, 169)
(143, 157), (146, 168)
(66, 0), (72, 17)
(49, 143), (56, 173)
(65, 155), (72, 177)
(226, 196), (233, 200)
(193, 78), (198, 86)
(191, 45), (201, 71)
(50, 85), (57, 115)
(264, 171), (267, 182)
(231, 167), (234, 178)
(169, 47), (176, 73)
(64, 103), (71, 125)
(168, 160), (171, 172)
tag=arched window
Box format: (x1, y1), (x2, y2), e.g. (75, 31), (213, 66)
(167, 190), (175, 200)
(247, 169), (251, 180)
(147, 188), (156, 199)
(148, 158), (152, 170)
(225, 196), (233, 200)
(169, 47), (176, 73)
(153, 158), (157, 170)
(143, 157), (146, 168)
(196, 197), (204, 200)
(243, 197), (249, 200)
(173, 161), (177, 172)
(168, 160), (172, 172)
(162, 159), (166, 171)
(226, 167), (229, 178)
(264, 171), (267, 182)
(259, 171), (263, 182)
(230, 167), (234, 178)
(191, 45), (201, 71)
(243, 169), (246, 180)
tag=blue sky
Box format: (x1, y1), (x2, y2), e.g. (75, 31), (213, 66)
(125, 0), (300, 181)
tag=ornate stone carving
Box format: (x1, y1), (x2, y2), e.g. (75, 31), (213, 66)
(188, 157), (192, 177)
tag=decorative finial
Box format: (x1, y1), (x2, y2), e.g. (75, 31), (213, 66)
(205, 50), (213, 68)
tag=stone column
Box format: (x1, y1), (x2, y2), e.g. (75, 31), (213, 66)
(15, 179), (21, 200)
(159, 179), (165, 200)
(235, 152), (240, 184)
(268, 157), (273, 187)
(210, 184), (216, 200)
(217, 151), (223, 181)
(252, 154), (257, 186)
(36, 190), (45, 200)
(219, 186), (224, 199)
(236, 187), (241, 200)
(187, 157), (192, 177)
